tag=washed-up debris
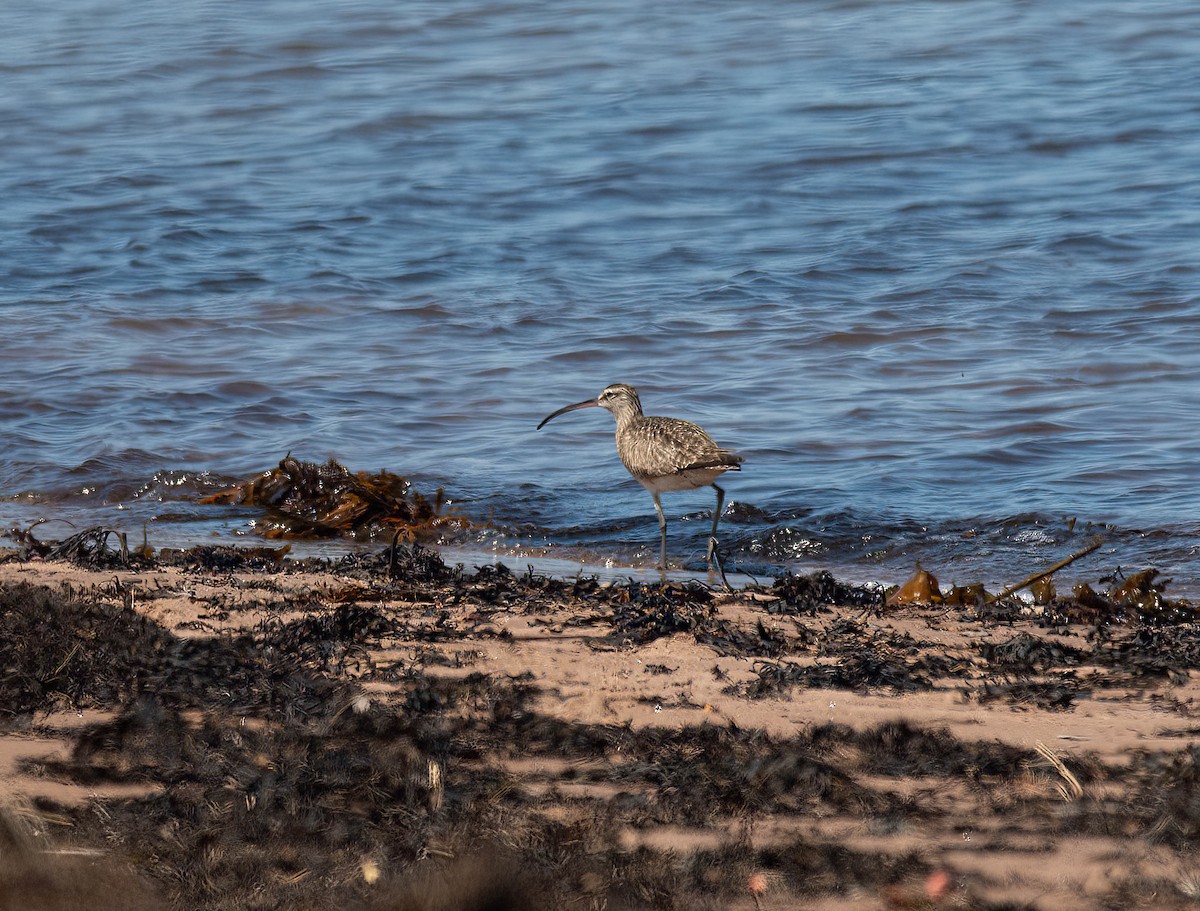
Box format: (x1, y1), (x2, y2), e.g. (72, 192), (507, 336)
(607, 581), (715, 644)
(603, 722), (891, 821)
(6, 522), (141, 569)
(769, 570), (881, 614)
(984, 538), (1103, 605)
(971, 678), (1083, 711)
(733, 648), (941, 698)
(602, 582), (787, 657)
(0, 581), (339, 720)
(1104, 568), (1184, 619)
(5, 523), (297, 573)
(980, 632), (1086, 670)
(1098, 625), (1200, 683)
(942, 582), (992, 607)
(895, 545), (1197, 629)
(1043, 570), (1199, 627)
(161, 543), (292, 571)
(809, 719), (1033, 779)
(199, 455), (467, 541)
(0, 582), (172, 717)
(885, 565), (942, 607)
(7, 559), (1200, 911)
(334, 541), (460, 587)
(257, 603), (394, 677)
(727, 616), (974, 700)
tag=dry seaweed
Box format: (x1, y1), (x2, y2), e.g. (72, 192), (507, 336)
(808, 719), (1034, 779)
(1142, 745), (1200, 847)
(602, 582), (787, 657)
(607, 582), (716, 645)
(768, 570), (881, 614)
(258, 603), (395, 676)
(731, 646), (943, 699)
(970, 678), (1083, 711)
(7, 548), (1200, 910)
(0, 581), (340, 720)
(1097, 625), (1200, 684)
(0, 582), (174, 717)
(981, 632), (1086, 670)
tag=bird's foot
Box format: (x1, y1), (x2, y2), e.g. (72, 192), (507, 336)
(706, 536), (732, 591)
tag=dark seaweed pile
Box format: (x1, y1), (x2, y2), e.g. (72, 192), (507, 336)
(4, 543), (1200, 909)
(195, 456), (463, 542)
(769, 570), (883, 615)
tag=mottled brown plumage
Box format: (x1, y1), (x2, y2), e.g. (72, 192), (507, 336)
(537, 383), (742, 569)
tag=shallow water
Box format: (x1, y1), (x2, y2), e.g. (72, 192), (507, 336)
(3, 1), (1199, 589)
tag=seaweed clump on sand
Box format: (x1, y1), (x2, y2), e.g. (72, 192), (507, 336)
(1096, 624), (1200, 684)
(980, 632), (1086, 670)
(733, 647), (938, 699)
(199, 455), (466, 541)
(603, 581), (787, 657)
(0, 582), (174, 718)
(729, 618), (963, 700)
(608, 581), (715, 644)
(257, 603), (396, 677)
(5, 523), (152, 570)
(153, 543), (293, 572)
(5, 524), (297, 574)
(602, 723), (890, 826)
(807, 718), (1033, 779)
(769, 570), (882, 615)
(0, 581), (338, 721)
(1140, 745), (1200, 848)
(973, 566), (1199, 628)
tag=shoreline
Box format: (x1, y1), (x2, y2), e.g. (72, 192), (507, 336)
(3, 546), (1200, 910)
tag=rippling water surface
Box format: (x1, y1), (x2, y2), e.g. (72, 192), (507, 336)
(3, 1), (1199, 589)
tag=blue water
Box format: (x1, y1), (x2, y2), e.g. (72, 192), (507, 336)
(3, 1), (1199, 590)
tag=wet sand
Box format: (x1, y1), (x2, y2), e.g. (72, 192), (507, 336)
(2, 547), (1199, 910)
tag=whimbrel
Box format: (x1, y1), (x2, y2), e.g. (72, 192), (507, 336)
(537, 383), (743, 571)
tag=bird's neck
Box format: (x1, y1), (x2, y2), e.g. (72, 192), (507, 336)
(612, 407), (642, 433)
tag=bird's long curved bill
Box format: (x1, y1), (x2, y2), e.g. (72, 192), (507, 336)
(537, 399), (598, 430)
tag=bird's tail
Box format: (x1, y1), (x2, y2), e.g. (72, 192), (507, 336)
(684, 451), (743, 471)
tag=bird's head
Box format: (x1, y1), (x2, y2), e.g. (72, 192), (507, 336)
(537, 383), (643, 429)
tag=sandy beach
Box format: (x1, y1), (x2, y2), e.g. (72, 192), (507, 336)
(2, 542), (1199, 910)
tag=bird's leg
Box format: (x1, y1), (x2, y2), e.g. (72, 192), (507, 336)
(707, 484), (726, 571)
(709, 539), (732, 591)
(653, 493), (667, 571)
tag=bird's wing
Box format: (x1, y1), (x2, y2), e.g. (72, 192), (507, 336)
(639, 418), (741, 475)
(681, 452), (743, 472)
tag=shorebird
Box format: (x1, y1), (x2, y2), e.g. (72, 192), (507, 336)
(537, 383), (743, 571)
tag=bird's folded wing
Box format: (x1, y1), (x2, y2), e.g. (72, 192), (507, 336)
(679, 452), (743, 472)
